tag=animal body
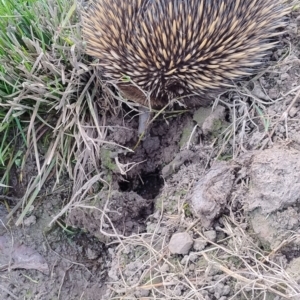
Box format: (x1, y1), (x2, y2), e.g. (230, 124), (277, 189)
(82, 0), (289, 108)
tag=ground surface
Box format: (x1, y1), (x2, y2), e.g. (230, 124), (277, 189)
(1, 7), (300, 300)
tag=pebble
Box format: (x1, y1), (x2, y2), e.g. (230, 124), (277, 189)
(204, 230), (217, 242)
(193, 238), (207, 251)
(169, 232), (193, 255)
(289, 106), (298, 118)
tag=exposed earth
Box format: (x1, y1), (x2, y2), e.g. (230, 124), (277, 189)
(1, 6), (300, 300)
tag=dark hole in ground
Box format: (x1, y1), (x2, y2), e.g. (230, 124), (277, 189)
(119, 170), (164, 200)
(118, 180), (131, 192)
(134, 205), (154, 221)
(223, 106), (231, 123)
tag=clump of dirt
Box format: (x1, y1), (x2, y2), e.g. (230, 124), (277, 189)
(246, 145), (300, 213)
(191, 144), (300, 225)
(190, 144), (300, 244)
(190, 161), (237, 227)
(106, 111), (196, 176)
(68, 190), (154, 239)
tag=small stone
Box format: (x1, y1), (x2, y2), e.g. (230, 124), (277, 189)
(108, 269), (119, 281)
(206, 265), (220, 276)
(193, 238), (207, 251)
(286, 257), (300, 281)
(152, 210), (160, 219)
(23, 215), (36, 226)
(252, 85), (269, 100)
(201, 290), (209, 298)
(293, 133), (300, 144)
(204, 230), (217, 242)
(268, 88), (279, 99)
(289, 106), (298, 118)
(87, 248), (98, 260)
(181, 255), (189, 265)
(181, 252), (198, 264)
(201, 106), (226, 135)
(214, 283), (225, 298)
(147, 223), (157, 233)
(189, 264), (195, 271)
(222, 285), (231, 296)
(191, 162), (234, 227)
(189, 252), (199, 262)
(173, 285), (183, 296)
(169, 232), (193, 255)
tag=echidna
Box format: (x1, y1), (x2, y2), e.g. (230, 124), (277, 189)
(82, 0), (289, 108)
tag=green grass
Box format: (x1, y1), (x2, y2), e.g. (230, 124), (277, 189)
(0, 0), (72, 185)
(0, 0), (107, 225)
(0, 111), (25, 190)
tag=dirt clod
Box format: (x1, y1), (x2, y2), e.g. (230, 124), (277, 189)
(190, 162), (235, 227)
(68, 191), (153, 239)
(246, 145), (300, 214)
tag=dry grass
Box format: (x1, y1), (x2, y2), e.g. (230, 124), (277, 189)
(92, 182), (300, 300)
(210, 28), (300, 160)
(1, 1), (300, 299)
(0, 0), (123, 226)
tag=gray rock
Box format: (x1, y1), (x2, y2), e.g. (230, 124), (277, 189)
(289, 106), (298, 117)
(193, 238), (207, 251)
(246, 146), (300, 214)
(204, 230), (217, 242)
(169, 232), (193, 255)
(190, 162), (235, 227)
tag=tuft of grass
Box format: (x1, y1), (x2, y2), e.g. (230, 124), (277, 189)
(0, 0), (112, 225)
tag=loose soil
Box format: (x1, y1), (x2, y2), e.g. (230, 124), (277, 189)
(1, 6), (300, 300)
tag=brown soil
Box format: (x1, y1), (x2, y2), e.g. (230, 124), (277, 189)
(1, 6), (300, 300)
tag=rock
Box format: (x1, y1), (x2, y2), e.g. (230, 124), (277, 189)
(193, 106), (227, 136)
(214, 283), (225, 298)
(134, 289), (150, 298)
(246, 146), (300, 214)
(0, 235), (49, 274)
(87, 248), (98, 260)
(180, 252), (198, 265)
(162, 150), (196, 178)
(289, 106), (298, 118)
(193, 238), (207, 251)
(251, 84), (269, 100)
(280, 73), (290, 81)
(169, 232), (193, 255)
(193, 106), (213, 127)
(181, 255), (189, 265)
(202, 106), (226, 135)
(190, 162), (235, 227)
(189, 252), (199, 262)
(204, 230), (217, 242)
(23, 215), (37, 226)
(250, 211), (277, 248)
